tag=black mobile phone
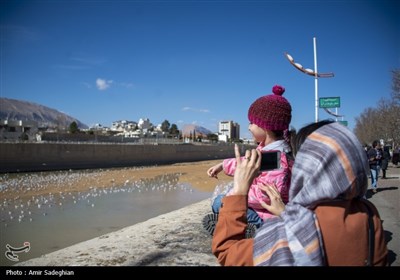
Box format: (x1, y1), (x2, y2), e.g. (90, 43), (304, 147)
(260, 151), (281, 171)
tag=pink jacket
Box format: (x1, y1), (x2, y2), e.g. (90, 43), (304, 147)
(223, 141), (293, 220)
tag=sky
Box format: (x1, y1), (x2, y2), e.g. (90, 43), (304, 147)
(1, 0), (399, 139)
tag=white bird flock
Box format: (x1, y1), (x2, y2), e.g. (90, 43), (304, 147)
(0, 170), (195, 228)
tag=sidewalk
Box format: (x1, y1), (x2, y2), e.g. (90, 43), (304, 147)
(366, 164), (400, 266)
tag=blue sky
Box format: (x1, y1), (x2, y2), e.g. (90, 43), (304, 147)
(1, 0), (399, 139)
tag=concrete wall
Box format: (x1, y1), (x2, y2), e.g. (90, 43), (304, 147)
(0, 142), (254, 173)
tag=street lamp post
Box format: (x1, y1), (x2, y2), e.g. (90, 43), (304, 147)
(285, 37), (334, 123)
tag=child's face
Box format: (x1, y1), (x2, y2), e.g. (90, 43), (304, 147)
(248, 123), (266, 143)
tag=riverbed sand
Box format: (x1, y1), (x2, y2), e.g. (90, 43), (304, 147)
(1, 159), (232, 201)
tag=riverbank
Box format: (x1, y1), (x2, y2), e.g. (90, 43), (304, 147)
(0, 159), (230, 201)
(4, 163), (400, 267)
(1, 159), (228, 267)
(15, 199), (218, 266)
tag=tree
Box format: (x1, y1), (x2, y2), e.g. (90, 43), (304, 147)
(169, 124), (179, 137)
(69, 121), (79, 134)
(207, 133), (219, 142)
(354, 69), (400, 148)
(354, 107), (380, 145)
(161, 120), (170, 132)
(376, 99), (400, 148)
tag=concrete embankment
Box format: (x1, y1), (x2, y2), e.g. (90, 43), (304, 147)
(15, 199), (218, 266)
(0, 142), (253, 173)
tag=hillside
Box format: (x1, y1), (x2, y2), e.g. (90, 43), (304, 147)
(0, 97), (88, 129)
(181, 124), (213, 138)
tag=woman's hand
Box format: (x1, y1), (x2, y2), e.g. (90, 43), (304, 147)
(259, 184), (286, 217)
(231, 144), (261, 195)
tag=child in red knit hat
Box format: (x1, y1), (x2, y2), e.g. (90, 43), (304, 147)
(203, 85), (294, 238)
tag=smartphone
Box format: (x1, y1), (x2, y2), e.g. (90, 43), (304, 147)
(260, 151), (281, 171)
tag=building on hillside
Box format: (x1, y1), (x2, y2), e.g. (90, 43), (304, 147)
(0, 119), (39, 141)
(218, 120), (240, 142)
(138, 118), (152, 130)
(111, 120), (137, 132)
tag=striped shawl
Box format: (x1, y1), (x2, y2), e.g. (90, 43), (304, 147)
(253, 122), (369, 266)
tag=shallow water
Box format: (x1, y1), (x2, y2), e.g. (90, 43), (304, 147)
(0, 180), (212, 266)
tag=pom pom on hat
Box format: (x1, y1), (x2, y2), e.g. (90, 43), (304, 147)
(272, 85), (285, 96)
(248, 85), (292, 131)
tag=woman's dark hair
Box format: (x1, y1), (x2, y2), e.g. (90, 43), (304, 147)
(272, 128), (295, 147)
(372, 140), (379, 148)
(291, 119), (335, 157)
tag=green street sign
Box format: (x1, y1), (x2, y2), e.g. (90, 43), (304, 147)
(338, 121), (348, 126)
(319, 97), (340, 108)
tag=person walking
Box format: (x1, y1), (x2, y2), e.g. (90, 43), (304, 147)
(381, 146), (391, 179)
(367, 140), (382, 193)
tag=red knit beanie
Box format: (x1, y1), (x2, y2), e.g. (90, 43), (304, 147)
(248, 85), (292, 131)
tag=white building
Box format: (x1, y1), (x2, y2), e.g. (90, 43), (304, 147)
(218, 120), (240, 142)
(111, 120), (137, 132)
(138, 118), (152, 130)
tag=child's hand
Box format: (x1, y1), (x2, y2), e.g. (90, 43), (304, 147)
(259, 184), (285, 217)
(207, 163), (223, 179)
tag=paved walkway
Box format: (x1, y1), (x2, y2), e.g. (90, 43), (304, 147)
(366, 164), (400, 266)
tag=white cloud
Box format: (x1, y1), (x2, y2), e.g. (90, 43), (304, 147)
(96, 78), (113, 90)
(182, 107), (210, 113)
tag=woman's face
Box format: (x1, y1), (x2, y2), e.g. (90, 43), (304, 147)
(248, 123), (266, 143)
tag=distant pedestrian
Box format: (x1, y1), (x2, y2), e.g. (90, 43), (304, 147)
(381, 146), (391, 179)
(392, 146), (400, 165)
(367, 140), (382, 193)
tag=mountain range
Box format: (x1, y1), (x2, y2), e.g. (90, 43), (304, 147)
(0, 98), (88, 129)
(0, 98), (214, 135)
(181, 124), (213, 137)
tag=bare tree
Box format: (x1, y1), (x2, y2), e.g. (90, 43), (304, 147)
(354, 107), (379, 145)
(376, 99), (400, 147)
(354, 69), (400, 148)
